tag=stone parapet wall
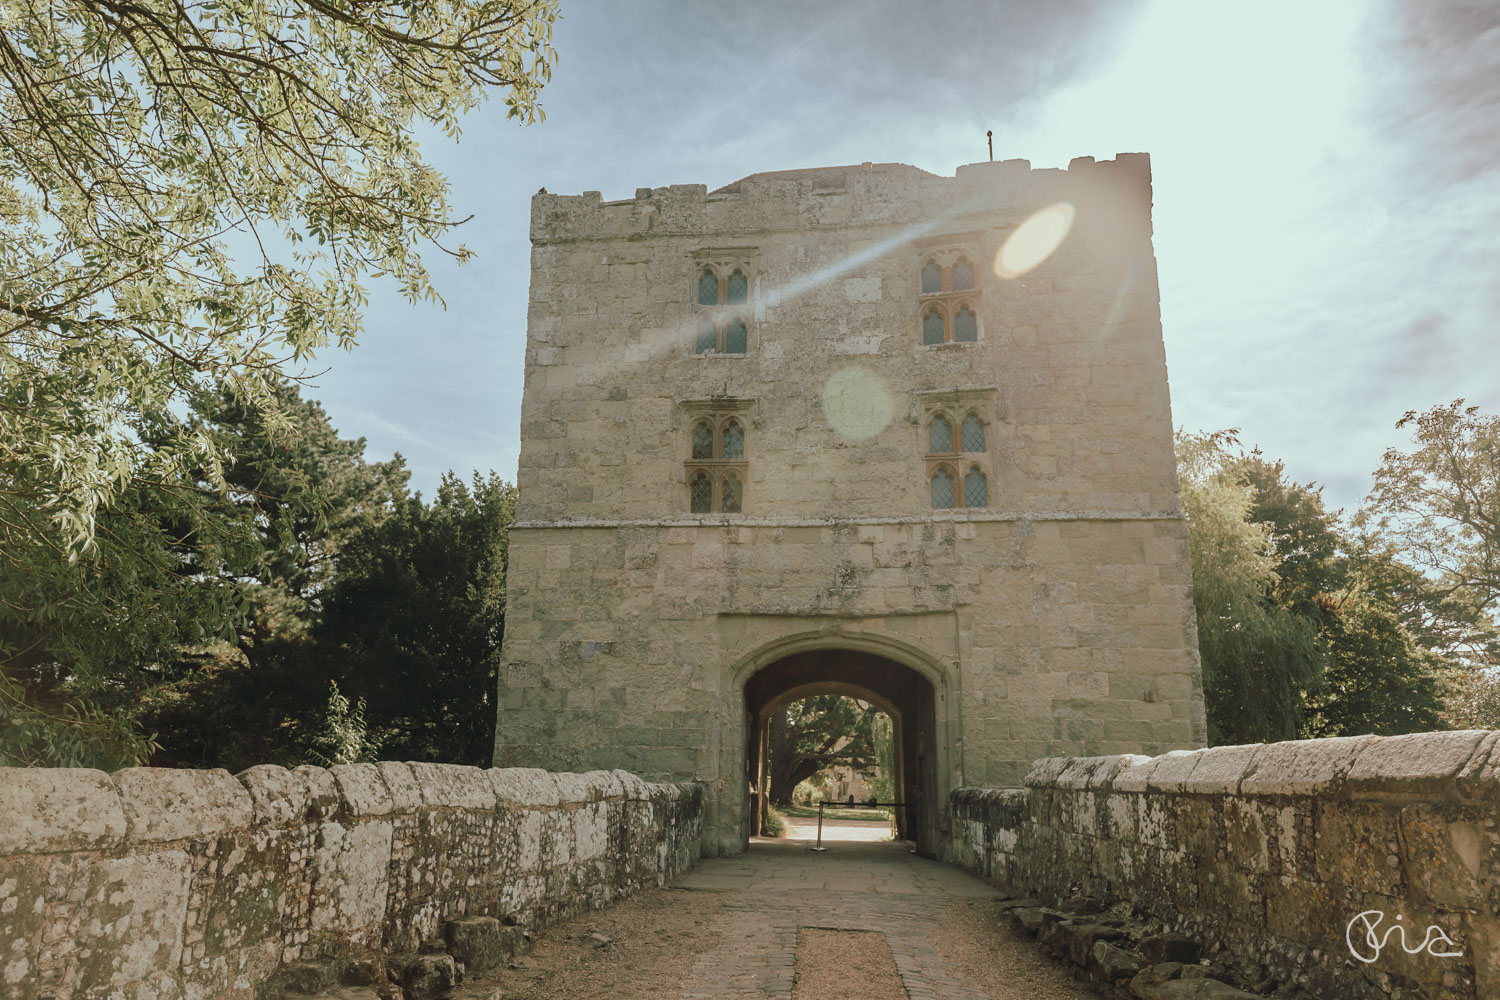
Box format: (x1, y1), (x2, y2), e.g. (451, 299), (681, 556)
(529, 155), (1151, 245)
(0, 763), (700, 1000)
(951, 732), (1500, 999)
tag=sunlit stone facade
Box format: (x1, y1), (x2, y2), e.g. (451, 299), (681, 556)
(496, 155), (1206, 857)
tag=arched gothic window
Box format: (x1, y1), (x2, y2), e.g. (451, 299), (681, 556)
(724, 320), (748, 354)
(721, 473), (743, 513)
(921, 260), (943, 294)
(922, 307), (945, 346)
(961, 414), (985, 452)
(698, 269), (719, 306)
(952, 259), (975, 291)
(690, 471), (713, 513)
(692, 421), (714, 460)
(931, 468), (955, 509)
(694, 263), (752, 354)
(964, 467), (988, 507)
(953, 306), (978, 342)
(929, 416), (953, 454)
(722, 420), (744, 460)
(925, 402), (991, 509)
(914, 250), (981, 345)
(685, 411), (749, 513)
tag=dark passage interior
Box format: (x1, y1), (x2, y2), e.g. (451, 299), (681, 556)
(743, 649), (940, 856)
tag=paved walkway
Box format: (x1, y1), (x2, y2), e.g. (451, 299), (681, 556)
(779, 815), (894, 842)
(673, 838), (1006, 1000)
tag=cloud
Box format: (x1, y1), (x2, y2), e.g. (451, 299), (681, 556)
(1362, 0), (1500, 183)
(297, 0), (1499, 517)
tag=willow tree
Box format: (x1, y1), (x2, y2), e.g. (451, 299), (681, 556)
(1176, 431), (1324, 744)
(0, 1), (556, 763)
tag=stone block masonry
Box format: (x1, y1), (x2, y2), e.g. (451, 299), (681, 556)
(503, 154), (1207, 858)
(0, 763), (700, 1000)
(950, 730), (1500, 999)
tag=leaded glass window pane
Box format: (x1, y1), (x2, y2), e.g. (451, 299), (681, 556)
(722, 421), (744, 460)
(690, 473), (713, 513)
(692, 421), (714, 460)
(696, 323), (717, 354)
(698, 270), (719, 305)
(921, 260), (942, 294)
(954, 307), (977, 342)
(721, 474), (742, 513)
(931, 470), (955, 509)
(922, 308), (945, 345)
(962, 414), (985, 452)
(727, 270), (747, 304)
(965, 468), (988, 507)
(724, 320), (748, 354)
(928, 417), (952, 454)
(952, 259), (974, 291)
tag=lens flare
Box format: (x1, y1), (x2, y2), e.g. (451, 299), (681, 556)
(821, 368), (892, 441)
(994, 202), (1076, 279)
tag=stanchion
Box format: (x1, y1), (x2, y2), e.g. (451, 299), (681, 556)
(805, 800), (906, 854)
(808, 800), (827, 851)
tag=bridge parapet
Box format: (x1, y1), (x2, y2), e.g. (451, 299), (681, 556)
(0, 763), (701, 1000)
(951, 731), (1500, 999)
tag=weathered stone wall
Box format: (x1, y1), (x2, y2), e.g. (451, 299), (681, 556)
(951, 732), (1500, 999)
(501, 154), (1207, 856)
(0, 764), (700, 1000)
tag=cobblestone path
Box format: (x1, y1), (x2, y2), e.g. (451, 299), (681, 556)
(487, 837), (1094, 1000)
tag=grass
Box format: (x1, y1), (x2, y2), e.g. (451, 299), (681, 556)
(763, 806), (788, 837)
(780, 803), (892, 822)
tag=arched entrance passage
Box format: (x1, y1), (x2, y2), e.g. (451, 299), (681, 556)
(743, 648), (941, 856)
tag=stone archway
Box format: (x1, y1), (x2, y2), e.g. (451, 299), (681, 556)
(741, 648), (942, 856)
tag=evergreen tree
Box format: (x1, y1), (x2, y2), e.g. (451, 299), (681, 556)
(311, 473), (516, 765)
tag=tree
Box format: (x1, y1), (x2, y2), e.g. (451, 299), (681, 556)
(0, 475), (251, 767)
(1177, 431), (1326, 744)
(1, 0), (557, 558)
(1367, 400), (1500, 613)
(135, 382), (409, 768)
(305, 681), (382, 767)
(1237, 454), (1450, 737)
(0, 0), (555, 765)
(1304, 603), (1449, 737)
(867, 712), (896, 805)
(310, 472), (515, 765)
(183, 382), (409, 646)
(765, 696), (880, 805)
(1444, 667), (1500, 730)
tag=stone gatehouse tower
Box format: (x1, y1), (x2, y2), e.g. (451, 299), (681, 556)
(496, 154), (1207, 858)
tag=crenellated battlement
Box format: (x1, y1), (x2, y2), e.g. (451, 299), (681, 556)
(530, 153), (1152, 244)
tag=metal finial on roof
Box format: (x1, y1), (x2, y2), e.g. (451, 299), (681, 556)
(987, 131), (993, 162)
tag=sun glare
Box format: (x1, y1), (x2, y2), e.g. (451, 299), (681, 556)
(994, 202), (1076, 280)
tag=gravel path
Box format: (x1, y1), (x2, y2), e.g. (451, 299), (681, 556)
(791, 928), (906, 1000)
(475, 887), (724, 1000)
(473, 839), (1093, 1000)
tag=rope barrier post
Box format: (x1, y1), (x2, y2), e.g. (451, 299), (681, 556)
(809, 799), (828, 852)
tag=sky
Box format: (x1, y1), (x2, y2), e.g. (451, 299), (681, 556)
(301, 0), (1500, 515)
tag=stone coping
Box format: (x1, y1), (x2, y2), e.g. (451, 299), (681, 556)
(968, 730), (1500, 801)
(0, 763), (700, 855)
